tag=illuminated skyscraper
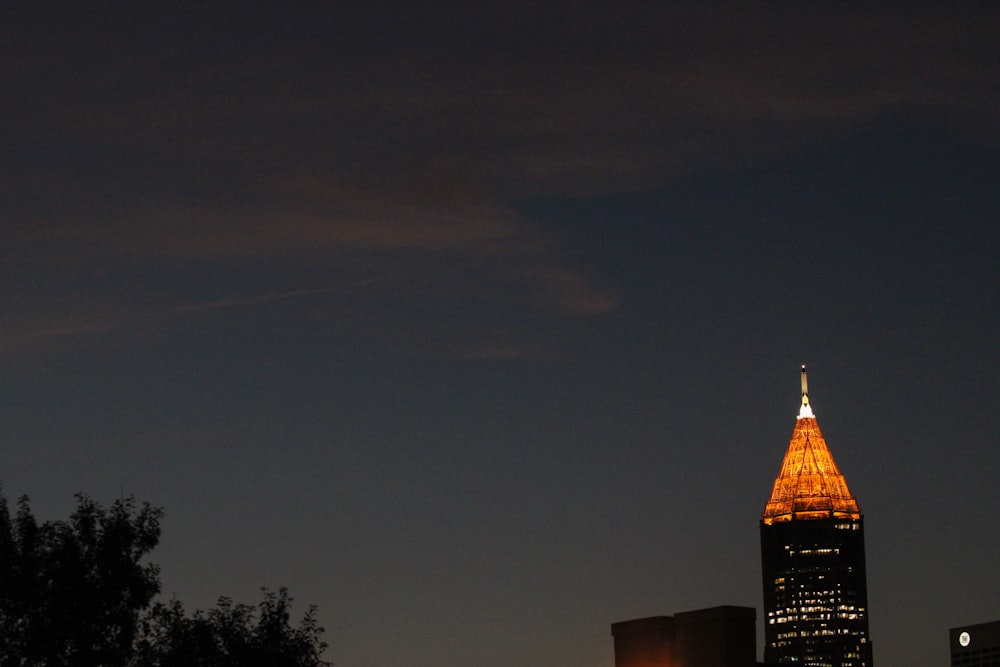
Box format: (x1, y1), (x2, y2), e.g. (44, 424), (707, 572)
(760, 367), (873, 666)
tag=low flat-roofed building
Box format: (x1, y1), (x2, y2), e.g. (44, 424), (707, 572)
(950, 619), (1000, 667)
(612, 606), (757, 667)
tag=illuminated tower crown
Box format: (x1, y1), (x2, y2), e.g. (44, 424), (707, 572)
(761, 365), (860, 524)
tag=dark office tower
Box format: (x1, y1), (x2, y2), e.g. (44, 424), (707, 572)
(760, 367), (873, 667)
(950, 620), (1000, 667)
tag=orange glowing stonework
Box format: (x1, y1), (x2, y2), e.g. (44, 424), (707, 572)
(761, 369), (861, 525)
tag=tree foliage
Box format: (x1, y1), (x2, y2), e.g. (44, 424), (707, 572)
(0, 493), (162, 666)
(0, 492), (329, 667)
(133, 590), (328, 667)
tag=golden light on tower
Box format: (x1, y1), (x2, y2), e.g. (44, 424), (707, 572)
(761, 365), (861, 525)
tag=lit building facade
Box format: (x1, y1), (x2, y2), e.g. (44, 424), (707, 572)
(759, 367), (873, 666)
(950, 620), (1000, 667)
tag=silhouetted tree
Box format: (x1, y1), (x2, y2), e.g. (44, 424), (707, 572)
(0, 493), (162, 666)
(132, 589), (329, 667)
(0, 492), (329, 667)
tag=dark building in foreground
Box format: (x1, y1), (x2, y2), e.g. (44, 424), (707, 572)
(759, 367), (873, 666)
(612, 606), (757, 667)
(950, 620), (1000, 667)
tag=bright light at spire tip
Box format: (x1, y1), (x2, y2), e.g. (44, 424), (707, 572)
(798, 364), (814, 419)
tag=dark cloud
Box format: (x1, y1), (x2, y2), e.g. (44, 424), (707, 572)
(2, 3), (994, 356)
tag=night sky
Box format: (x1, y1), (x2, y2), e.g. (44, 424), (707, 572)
(3, 4), (998, 666)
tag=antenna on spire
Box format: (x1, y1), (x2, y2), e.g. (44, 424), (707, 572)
(798, 364), (815, 419)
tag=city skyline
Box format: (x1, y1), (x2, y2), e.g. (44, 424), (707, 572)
(3, 4), (998, 667)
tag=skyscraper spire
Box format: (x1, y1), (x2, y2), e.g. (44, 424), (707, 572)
(798, 364), (814, 419)
(763, 366), (857, 523)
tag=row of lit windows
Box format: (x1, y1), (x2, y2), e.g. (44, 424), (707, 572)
(793, 590), (839, 598)
(768, 607), (864, 623)
(772, 599), (861, 611)
(772, 601), (852, 611)
(773, 593), (845, 605)
(774, 615), (833, 623)
(771, 616), (863, 626)
(771, 637), (866, 647)
(775, 630), (840, 638)
(770, 604), (863, 615)
(789, 548), (841, 556)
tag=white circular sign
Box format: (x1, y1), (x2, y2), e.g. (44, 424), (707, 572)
(959, 631), (971, 647)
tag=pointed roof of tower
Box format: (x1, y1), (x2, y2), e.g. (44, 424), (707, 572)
(761, 366), (861, 524)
